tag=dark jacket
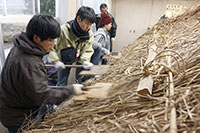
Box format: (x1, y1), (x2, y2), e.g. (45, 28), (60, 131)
(95, 12), (117, 38)
(0, 33), (74, 126)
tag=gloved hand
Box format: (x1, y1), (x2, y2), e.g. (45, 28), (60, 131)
(72, 84), (83, 95)
(55, 61), (65, 69)
(111, 38), (115, 41)
(82, 61), (94, 70)
(102, 48), (110, 55)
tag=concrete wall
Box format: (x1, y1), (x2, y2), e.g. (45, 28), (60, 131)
(112, 0), (200, 51)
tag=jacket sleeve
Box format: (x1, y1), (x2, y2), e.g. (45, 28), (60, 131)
(79, 32), (94, 63)
(94, 34), (106, 47)
(21, 62), (74, 105)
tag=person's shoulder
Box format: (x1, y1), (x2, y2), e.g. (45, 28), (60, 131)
(98, 28), (106, 34)
(95, 28), (106, 37)
(61, 22), (70, 31)
(60, 22), (71, 39)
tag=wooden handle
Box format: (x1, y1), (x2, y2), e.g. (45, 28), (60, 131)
(45, 64), (84, 68)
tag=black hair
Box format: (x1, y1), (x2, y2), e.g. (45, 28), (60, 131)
(100, 3), (108, 10)
(26, 14), (61, 42)
(76, 6), (96, 23)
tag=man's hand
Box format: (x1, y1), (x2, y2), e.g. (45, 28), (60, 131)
(72, 84), (83, 95)
(102, 48), (110, 55)
(55, 61), (65, 69)
(82, 61), (94, 70)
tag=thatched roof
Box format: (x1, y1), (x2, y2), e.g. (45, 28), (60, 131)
(26, 2), (200, 133)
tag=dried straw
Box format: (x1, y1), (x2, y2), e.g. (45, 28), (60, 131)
(25, 2), (200, 133)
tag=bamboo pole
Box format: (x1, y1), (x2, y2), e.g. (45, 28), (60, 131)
(168, 69), (177, 133)
(166, 43), (177, 133)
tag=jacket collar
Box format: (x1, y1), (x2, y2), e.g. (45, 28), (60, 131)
(12, 32), (46, 56)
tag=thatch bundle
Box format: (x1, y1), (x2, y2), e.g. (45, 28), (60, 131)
(27, 3), (200, 133)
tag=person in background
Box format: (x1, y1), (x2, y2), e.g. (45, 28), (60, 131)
(48, 6), (96, 86)
(91, 13), (112, 65)
(95, 3), (117, 52)
(0, 14), (83, 133)
(78, 13), (113, 83)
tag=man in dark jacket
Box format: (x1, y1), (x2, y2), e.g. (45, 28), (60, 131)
(95, 3), (117, 52)
(0, 15), (82, 133)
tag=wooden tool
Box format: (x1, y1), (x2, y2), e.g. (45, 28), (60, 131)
(45, 64), (84, 68)
(79, 65), (109, 76)
(82, 86), (102, 91)
(102, 52), (121, 59)
(73, 83), (113, 101)
(137, 44), (156, 96)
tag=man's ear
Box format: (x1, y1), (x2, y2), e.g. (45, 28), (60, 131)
(77, 16), (81, 23)
(33, 34), (41, 44)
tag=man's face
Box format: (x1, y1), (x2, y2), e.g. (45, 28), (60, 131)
(77, 16), (92, 32)
(101, 8), (108, 14)
(34, 35), (55, 52)
(40, 39), (56, 52)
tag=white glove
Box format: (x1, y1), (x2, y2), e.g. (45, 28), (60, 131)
(111, 38), (115, 41)
(72, 84), (83, 95)
(82, 61), (94, 70)
(55, 61), (65, 69)
(102, 48), (110, 55)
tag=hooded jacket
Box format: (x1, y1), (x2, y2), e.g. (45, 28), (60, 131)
(0, 33), (74, 126)
(94, 28), (111, 54)
(48, 20), (94, 64)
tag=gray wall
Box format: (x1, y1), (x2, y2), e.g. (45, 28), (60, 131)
(112, 0), (200, 51)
